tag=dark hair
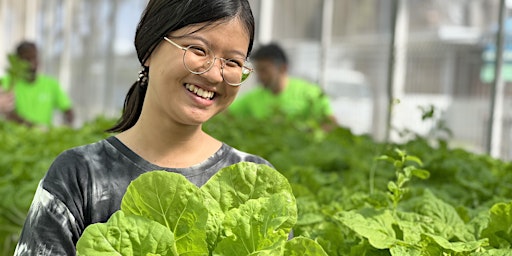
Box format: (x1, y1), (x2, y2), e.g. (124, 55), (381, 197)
(16, 41), (37, 56)
(250, 43), (288, 67)
(107, 0), (255, 132)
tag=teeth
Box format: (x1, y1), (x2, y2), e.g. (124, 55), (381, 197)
(185, 84), (214, 100)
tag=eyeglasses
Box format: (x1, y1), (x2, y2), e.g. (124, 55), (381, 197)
(163, 37), (253, 86)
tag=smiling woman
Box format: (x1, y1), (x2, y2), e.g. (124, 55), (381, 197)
(13, 1), (273, 256)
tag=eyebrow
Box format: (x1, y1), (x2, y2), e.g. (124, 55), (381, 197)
(173, 34), (247, 59)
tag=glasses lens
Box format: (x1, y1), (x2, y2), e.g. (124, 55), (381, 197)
(182, 45), (252, 86)
(222, 58), (252, 86)
(183, 45), (213, 74)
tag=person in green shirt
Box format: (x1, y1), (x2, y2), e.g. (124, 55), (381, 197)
(1, 41), (74, 127)
(228, 43), (336, 126)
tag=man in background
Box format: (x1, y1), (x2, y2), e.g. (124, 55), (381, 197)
(228, 43), (336, 128)
(1, 41), (74, 127)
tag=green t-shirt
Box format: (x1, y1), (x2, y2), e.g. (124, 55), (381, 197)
(228, 77), (333, 121)
(1, 75), (72, 126)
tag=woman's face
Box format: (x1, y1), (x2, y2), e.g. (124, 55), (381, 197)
(144, 18), (250, 126)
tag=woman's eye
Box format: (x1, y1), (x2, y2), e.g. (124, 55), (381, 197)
(188, 45), (208, 57)
(225, 59), (243, 68)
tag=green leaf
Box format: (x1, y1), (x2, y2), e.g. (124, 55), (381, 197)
(376, 155), (395, 164)
(401, 190), (474, 242)
(295, 212), (324, 226)
(421, 233), (486, 252)
(284, 236), (328, 256)
(394, 148), (406, 158)
(76, 211), (178, 256)
(5, 54), (30, 90)
(404, 155), (423, 166)
(410, 169), (430, 180)
(389, 245), (422, 256)
(213, 194), (295, 255)
(481, 202), (512, 248)
(470, 248), (512, 256)
(335, 209), (396, 249)
(201, 162), (296, 213)
(201, 162), (297, 253)
(201, 190), (224, 252)
(121, 171), (209, 255)
(387, 181), (398, 192)
(394, 211), (434, 244)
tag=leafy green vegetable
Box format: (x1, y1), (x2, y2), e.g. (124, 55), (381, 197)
(76, 211), (178, 256)
(335, 209), (397, 249)
(212, 195), (291, 255)
(76, 162), (323, 256)
(284, 237), (328, 256)
(481, 202), (512, 249)
(201, 161), (297, 254)
(4, 54), (30, 90)
(121, 171), (209, 255)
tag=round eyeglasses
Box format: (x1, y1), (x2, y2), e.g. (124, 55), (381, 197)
(163, 37), (253, 86)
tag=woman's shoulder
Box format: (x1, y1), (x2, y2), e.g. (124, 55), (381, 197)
(54, 137), (115, 162)
(220, 143), (274, 168)
(44, 137), (119, 178)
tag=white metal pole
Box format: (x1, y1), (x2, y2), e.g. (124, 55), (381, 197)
(42, 0), (57, 74)
(24, 0), (38, 40)
(14, 0), (24, 43)
(258, 0), (274, 44)
(319, 0), (334, 91)
(487, 0), (507, 158)
(392, 0), (408, 103)
(385, 0), (409, 142)
(59, 0), (75, 94)
(0, 0), (9, 76)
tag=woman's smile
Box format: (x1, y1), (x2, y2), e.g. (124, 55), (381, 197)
(185, 83), (215, 100)
(184, 83), (216, 107)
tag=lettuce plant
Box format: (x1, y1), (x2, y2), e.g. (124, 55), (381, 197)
(4, 53), (30, 90)
(76, 162), (327, 256)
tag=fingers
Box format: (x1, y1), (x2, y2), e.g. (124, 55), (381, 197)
(0, 91), (15, 114)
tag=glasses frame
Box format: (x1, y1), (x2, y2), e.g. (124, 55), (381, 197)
(163, 36), (253, 86)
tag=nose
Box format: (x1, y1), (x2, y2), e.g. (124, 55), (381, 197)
(200, 57), (224, 84)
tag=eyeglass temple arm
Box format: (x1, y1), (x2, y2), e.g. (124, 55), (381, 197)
(163, 37), (187, 51)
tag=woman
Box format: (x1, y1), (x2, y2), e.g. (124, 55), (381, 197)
(14, 0), (270, 255)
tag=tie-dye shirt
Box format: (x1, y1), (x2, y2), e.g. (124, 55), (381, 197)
(14, 136), (271, 256)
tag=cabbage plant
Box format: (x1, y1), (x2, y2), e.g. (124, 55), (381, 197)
(76, 162), (327, 256)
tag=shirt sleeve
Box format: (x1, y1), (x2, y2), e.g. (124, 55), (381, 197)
(14, 149), (90, 256)
(14, 181), (80, 256)
(317, 91), (333, 117)
(52, 79), (72, 111)
(305, 82), (333, 118)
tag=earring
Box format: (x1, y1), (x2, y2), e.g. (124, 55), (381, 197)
(137, 66), (149, 87)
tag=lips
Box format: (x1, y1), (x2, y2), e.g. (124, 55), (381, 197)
(185, 83), (215, 100)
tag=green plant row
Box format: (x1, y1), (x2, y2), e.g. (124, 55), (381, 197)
(0, 117), (113, 255)
(0, 112), (511, 255)
(204, 114), (512, 255)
